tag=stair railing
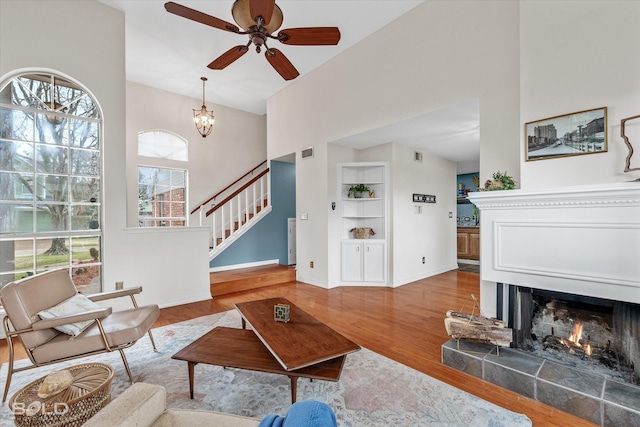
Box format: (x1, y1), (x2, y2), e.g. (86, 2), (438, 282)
(206, 168), (271, 255)
(191, 160), (268, 219)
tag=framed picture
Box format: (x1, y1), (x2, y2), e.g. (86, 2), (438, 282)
(525, 107), (607, 161)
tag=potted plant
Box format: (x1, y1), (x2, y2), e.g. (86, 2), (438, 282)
(483, 171), (516, 191)
(348, 183), (371, 198)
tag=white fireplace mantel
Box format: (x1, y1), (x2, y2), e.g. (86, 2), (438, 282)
(468, 182), (640, 317)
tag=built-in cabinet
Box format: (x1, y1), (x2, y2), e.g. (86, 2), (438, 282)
(341, 240), (385, 282)
(339, 162), (388, 285)
(457, 227), (480, 260)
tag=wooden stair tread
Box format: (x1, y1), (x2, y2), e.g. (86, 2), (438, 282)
(210, 265), (296, 297)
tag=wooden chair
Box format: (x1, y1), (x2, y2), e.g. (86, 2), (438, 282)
(1, 269), (160, 402)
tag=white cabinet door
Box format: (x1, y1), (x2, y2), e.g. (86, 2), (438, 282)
(341, 242), (363, 282)
(363, 242), (385, 282)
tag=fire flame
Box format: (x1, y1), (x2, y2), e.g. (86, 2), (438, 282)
(568, 322), (583, 345)
(566, 321), (592, 356)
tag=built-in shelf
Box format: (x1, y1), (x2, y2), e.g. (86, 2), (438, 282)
(339, 162), (388, 285)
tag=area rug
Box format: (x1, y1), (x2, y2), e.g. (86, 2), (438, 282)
(0, 310), (532, 426)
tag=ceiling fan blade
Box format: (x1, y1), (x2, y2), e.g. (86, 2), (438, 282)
(164, 2), (239, 33)
(207, 45), (249, 70)
(265, 48), (300, 81)
(250, 0), (275, 26)
(278, 27), (341, 46)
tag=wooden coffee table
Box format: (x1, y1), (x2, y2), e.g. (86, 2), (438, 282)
(235, 297), (360, 371)
(172, 298), (360, 403)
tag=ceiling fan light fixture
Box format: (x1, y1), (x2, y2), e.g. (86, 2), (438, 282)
(231, 0), (283, 33)
(193, 77), (215, 138)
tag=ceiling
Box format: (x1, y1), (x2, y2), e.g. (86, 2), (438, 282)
(99, 0), (479, 169)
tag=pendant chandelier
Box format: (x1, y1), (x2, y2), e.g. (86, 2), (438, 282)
(193, 77), (215, 138)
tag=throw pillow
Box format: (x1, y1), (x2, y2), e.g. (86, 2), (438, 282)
(37, 293), (101, 337)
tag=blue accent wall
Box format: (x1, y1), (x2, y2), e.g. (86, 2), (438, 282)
(210, 160), (296, 268)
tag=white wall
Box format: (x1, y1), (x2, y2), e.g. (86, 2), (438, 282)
(0, 1), (230, 309)
(125, 82), (266, 227)
(388, 144), (458, 286)
(520, 0), (640, 188)
(267, 1), (520, 288)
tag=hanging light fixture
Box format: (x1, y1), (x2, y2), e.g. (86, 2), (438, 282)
(193, 76), (215, 138)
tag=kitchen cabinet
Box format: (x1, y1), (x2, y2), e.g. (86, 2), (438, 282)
(457, 227), (480, 260)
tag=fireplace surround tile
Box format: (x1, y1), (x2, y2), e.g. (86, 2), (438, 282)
(441, 339), (494, 379)
(602, 379), (640, 426)
(537, 360), (605, 398)
(441, 339), (640, 426)
(483, 348), (543, 399)
(536, 377), (602, 424)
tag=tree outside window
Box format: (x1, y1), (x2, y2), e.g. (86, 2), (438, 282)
(0, 73), (102, 294)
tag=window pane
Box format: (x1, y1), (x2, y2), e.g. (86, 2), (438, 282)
(35, 237), (70, 269)
(70, 120), (99, 148)
(36, 203), (68, 232)
(0, 204), (34, 233)
(71, 236), (101, 264)
(171, 169), (186, 186)
(71, 204), (99, 231)
(138, 130), (187, 161)
(0, 109), (34, 141)
(70, 177), (99, 202)
(1, 172), (31, 202)
(35, 113), (68, 145)
(138, 184), (154, 203)
(138, 167), (155, 184)
(5, 238), (34, 271)
(155, 169), (170, 186)
(170, 200), (184, 217)
(0, 140), (33, 172)
(36, 144), (68, 174)
(70, 148), (100, 176)
(36, 174), (68, 202)
(72, 96), (100, 120)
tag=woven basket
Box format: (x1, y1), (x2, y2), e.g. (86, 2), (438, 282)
(353, 227), (373, 239)
(9, 363), (114, 427)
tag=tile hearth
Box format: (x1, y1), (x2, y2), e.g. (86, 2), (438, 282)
(442, 339), (640, 426)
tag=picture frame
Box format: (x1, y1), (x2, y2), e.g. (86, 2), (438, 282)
(525, 107), (607, 161)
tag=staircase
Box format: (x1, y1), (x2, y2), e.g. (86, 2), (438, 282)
(191, 161), (271, 260)
(209, 264), (296, 297)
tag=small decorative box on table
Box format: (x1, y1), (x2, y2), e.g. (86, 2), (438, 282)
(274, 303), (290, 323)
(9, 362), (114, 427)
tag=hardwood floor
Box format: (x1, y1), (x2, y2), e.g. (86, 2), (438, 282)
(1, 270), (595, 426)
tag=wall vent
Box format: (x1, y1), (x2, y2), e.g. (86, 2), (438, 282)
(301, 146), (314, 159)
(414, 151), (423, 162)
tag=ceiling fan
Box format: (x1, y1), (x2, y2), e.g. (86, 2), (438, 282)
(164, 0), (341, 81)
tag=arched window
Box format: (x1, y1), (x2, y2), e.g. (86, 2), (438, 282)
(137, 130), (188, 227)
(138, 130), (188, 161)
(0, 72), (102, 294)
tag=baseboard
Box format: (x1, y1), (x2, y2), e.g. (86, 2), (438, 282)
(157, 294), (212, 309)
(209, 259), (279, 273)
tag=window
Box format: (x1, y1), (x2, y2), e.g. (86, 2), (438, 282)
(137, 130), (188, 227)
(138, 167), (187, 227)
(0, 72), (102, 294)
(138, 130), (188, 161)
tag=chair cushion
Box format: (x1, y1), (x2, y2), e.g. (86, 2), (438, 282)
(1, 269), (78, 350)
(37, 293), (101, 336)
(31, 305), (160, 364)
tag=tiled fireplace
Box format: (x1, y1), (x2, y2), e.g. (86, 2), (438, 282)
(442, 183), (640, 426)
